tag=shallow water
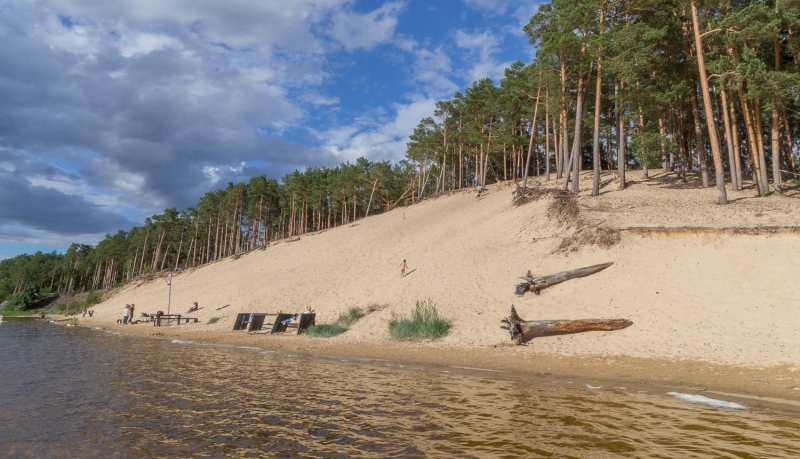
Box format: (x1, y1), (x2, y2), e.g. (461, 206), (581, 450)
(1, 319), (800, 458)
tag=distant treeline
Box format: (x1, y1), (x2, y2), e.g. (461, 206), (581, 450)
(2, 0), (799, 303)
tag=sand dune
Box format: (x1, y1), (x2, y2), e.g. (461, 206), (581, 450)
(86, 171), (800, 367)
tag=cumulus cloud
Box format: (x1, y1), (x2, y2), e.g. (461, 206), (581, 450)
(455, 29), (513, 83)
(329, 2), (404, 52)
(462, 0), (514, 16)
(318, 97), (437, 163)
(0, 0), (400, 240)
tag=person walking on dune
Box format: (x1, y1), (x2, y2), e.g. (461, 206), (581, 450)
(399, 259), (408, 279)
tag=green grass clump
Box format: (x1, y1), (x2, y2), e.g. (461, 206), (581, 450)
(388, 299), (451, 341)
(207, 317), (221, 325)
(66, 317), (78, 326)
(304, 304), (386, 338)
(85, 291), (102, 307)
(303, 323), (349, 337)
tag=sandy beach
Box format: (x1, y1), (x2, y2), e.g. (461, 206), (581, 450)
(78, 170), (800, 405)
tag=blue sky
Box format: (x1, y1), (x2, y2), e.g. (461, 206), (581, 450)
(0, 0), (544, 260)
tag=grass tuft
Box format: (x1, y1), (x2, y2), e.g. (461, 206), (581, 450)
(304, 323), (349, 337)
(388, 299), (451, 341)
(304, 303), (386, 338)
(207, 317), (221, 325)
(66, 317), (78, 326)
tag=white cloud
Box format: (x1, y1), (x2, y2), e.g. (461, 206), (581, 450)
(455, 29), (513, 83)
(329, 2), (404, 52)
(462, 0), (513, 16)
(319, 96), (436, 162)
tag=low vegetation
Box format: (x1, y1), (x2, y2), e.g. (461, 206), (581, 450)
(39, 291), (103, 316)
(304, 303), (386, 338)
(207, 317), (221, 325)
(557, 225), (621, 253)
(388, 299), (451, 341)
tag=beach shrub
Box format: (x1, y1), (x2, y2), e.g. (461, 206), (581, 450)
(67, 317), (78, 326)
(14, 282), (40, 311)
(207, 317), (221, 325)
(84, 291), (102, 307)
(305, 304), (386, 338)
(304, 323), (349, 337)
(388, 299), (451, 341)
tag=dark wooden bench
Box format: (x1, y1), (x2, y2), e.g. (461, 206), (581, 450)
(233, 312), (316, 334)
(271, 313), (315, 334)
(233, 313), (280, 332)
(153, 314), (199, 326)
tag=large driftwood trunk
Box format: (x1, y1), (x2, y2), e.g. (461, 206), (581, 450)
(501, 305), (632, 345)
(516, 262), (613, 295)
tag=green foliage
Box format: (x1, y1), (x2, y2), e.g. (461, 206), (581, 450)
(388, 299), (451, 341)
(207, 317), (221, 325)
(85, 291), (102, 307)
(338, 307), (366, 327)
(630, 125), (673, 169)
(15, 282), (40, 311)
(304, 304), (386, 338)
(66, 317), (78, 326)
(303, 323), (349, 338)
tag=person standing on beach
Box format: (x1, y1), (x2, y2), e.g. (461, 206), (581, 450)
(122, 304), (130, 325)
(399, 259), (408, 279)
(129, 304), (135, 323)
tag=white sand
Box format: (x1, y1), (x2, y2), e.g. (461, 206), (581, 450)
(85, 171), (800, 367)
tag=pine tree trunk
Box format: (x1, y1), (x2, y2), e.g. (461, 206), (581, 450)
(754, 99), (770, 193)
(523, 84), (541, 189)
(771, 35), (783, 193)
(737, 88), (764, 194)
(783, 110), (798, 174)
(591, 24), (605, 196)
(729, 94), (743, 189)
(689, 79), (709, 187)
(617, 80), (626, 189)
(690, 0), (727, 203)
(720, 88), (739, 191)
(545, 89), (551, 181)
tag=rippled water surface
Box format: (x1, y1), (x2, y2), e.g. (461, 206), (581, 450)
(2, 319), (800, 458)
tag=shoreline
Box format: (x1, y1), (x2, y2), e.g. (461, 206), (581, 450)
(73, 317), (800, 413)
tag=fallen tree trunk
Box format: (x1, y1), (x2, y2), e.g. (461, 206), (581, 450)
(501, 305), (632, 345)
(516, 262), (613, 295)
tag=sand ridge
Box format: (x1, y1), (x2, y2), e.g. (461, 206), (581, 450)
(85, 170), (800, 368)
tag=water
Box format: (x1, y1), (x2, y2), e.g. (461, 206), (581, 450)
(2, 319), (800, 458)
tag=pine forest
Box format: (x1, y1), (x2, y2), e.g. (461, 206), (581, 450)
(2, 0), (798, 305)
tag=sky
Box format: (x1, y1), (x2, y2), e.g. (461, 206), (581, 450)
(0, 0), (544, 260)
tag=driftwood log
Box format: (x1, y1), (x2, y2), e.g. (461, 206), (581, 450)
(501, 305), (633, 345)
(515, 262), (613, 295)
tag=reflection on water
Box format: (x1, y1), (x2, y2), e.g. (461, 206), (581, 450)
(1, 319), (799, 458)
